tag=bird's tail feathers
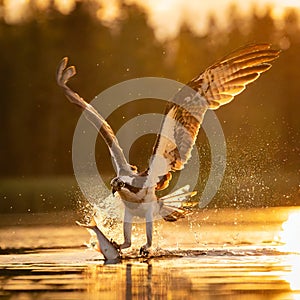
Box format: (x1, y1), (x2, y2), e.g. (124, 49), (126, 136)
(160, 204), (191, 222)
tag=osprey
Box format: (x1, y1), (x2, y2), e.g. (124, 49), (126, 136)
(57, 44), (280, 255)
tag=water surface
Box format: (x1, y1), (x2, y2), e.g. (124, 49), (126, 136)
(1, 207), (300, 299)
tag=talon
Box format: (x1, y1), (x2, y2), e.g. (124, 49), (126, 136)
(139, 246), (150, 257)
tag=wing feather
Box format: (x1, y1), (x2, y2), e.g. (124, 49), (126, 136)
(147, 44), (280, 190)
(57, 57), (134, 176)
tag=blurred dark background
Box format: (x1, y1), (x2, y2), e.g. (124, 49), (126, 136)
(0, 1), (299, 213)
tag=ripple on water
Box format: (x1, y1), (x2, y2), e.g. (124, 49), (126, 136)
(0, 247), (298, 300)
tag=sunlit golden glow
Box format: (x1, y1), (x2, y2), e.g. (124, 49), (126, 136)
(282, 255), (300, 292)
(3, 0), (300, 40)
(278, 212), (300, 253)
(35, 0), (50, 11)
(54, 0), (75, 15)
(96, 0), (121, 24)
(277, 211), (300, 292)
(4, 0), (74, 22)
(4, 0), (28, 23)
(129, 0), (184, 39)
(282, 0), (300, 8)
(272, 0), (300, 21)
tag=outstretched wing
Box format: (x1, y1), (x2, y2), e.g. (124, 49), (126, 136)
(57, 57), (134, 176)
(147, 43), (281, 190)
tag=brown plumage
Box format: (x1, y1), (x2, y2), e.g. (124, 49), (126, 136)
(149, 44), (281, 191)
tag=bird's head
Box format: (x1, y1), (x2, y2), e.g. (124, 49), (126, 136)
(110, 177), (125, 196)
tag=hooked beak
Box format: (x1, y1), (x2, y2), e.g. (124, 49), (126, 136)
(110, 177), (124, 197)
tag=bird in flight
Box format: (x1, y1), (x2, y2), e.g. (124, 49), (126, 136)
(57, 44), (280, 255)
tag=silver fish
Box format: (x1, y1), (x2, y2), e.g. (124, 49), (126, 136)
(76, 218), (121, 261)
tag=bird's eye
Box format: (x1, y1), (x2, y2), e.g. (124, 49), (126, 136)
(110, 177), (125, 190)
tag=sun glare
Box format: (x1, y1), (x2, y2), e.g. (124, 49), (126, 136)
(282, 255), (300, 292)
(278, 212), (300, 253)
(277, 211), (300, 292)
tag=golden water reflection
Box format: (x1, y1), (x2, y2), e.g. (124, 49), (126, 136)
(83, 258), (299, 299)
(1, 208), (300, 299)
(1, 256), (299, 299)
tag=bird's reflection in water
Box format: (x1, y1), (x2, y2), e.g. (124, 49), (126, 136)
(125, 264), (133, 300)
(85, 259), (194, 299)
(126, 263), (152, 300)
(85, 252), (300, 299)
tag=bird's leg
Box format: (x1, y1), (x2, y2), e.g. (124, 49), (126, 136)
(140, 206), (153, 256)
(119, 207), (132, 250)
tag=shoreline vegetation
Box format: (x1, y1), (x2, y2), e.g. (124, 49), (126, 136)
(0, 173), (298, 213)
